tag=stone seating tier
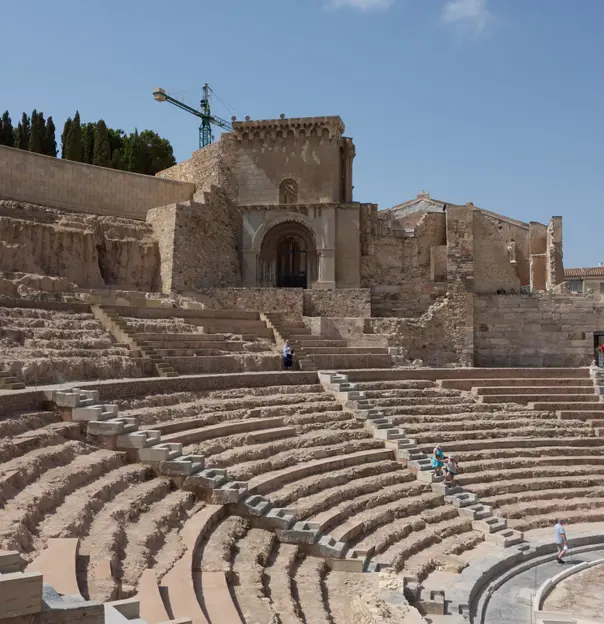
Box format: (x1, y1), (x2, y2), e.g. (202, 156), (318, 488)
(2, 366), (604, 623)
(0, 305), (142, 385)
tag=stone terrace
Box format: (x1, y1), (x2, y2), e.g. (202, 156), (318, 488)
(0, 303), (143, 386)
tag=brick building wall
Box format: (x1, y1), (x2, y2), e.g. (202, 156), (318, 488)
(0, 145), (194, 220)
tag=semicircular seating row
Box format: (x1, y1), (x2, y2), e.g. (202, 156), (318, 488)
(1, 365), (603, 623)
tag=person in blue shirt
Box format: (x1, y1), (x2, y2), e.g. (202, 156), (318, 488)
(431, 445), (445, 476)
(283, 340), (294, 370)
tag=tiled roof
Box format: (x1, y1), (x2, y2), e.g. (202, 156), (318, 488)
(565, 267), (604, 277)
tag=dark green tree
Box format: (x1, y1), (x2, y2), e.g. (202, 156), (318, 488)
(0, 111), (14, 147)
(65, 110), (82, 162)
(110, 148), (122, 170)
(122, 129), (145, 173)
(14, 112), (30, 150)
(44, 116), (57, 156)
(81, 122), (96, 164)
(61, 117), (72, 158)
(28, 110), (45, 153)
(93, 119), (111, 167)
(137, 129), (176, 174)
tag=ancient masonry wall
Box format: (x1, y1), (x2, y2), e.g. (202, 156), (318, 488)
(147, 193), (242, 292)
(0, 145), (195, 220)
(0, 200), (160, 291)
(475, 294), (603, 367)
(184, 288), (371, 318)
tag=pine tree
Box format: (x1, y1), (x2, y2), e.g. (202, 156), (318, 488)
(45, 116), (57, 156)
(61, 117), (72, 158)
(81, 122), (96, 164)
(28, 110), (45, 153)
(93, 120), (111, 167)
(14, 112), (30, 150)
(65, 110), (82, 162)
(0, 111), (14, 146)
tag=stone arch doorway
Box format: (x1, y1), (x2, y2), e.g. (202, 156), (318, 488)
(258, 221), (318, 288)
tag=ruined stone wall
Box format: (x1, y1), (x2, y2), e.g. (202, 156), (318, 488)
(360, 205), (448, 317)
(186, 288), (304, 317)
(365, 286), (475, 366)
(303, 289), (371, 317)
(475, 293), (602, 366)
(0, 201), (160, 291)
(156, 137), (239, 204)
(473, 211), (525, 293)
(147, 193), (241, 293)
(0, 145), (194, 220)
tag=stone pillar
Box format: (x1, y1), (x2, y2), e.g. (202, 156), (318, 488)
(546, 216), (564, 290)
(529, 221), (547, 291)
(314, 248), (336, 289)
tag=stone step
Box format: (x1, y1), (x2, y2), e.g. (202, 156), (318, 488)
(444, 492), (478, 508)
(116, 429), (162, 449)
(481, 394), (599, 405)
(475, 385), (597, 396)
(159, 454), (205, 477)
(87, 417), (139, 436)
(472, 516), (507, 534)
(139, 442), (184, 462)
(72, 404), (119, 422)
(440, 377), (594, 391)
(558, 410), (604, 420)
(530, 401), (604, 411)
(458, 503), (493, 520)
(485, 528), (524, 547)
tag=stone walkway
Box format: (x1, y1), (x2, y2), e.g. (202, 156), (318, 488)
(483, 545), (604, 623)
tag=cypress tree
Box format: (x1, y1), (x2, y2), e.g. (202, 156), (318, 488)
(65, 110), (82, 162)
(110, 148), (122, 170)
(61, 117), (72, 158)
(14, 112), (30, 150)
(28, 110), (45, 153)
(45, 116), (57, 156)
(93, 120), (110, 167)
(81, 122), (96, 164)
(0, 111), (14, 146)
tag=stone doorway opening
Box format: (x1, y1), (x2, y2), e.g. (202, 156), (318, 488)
(258, 221), (318, 288)
(277, 235), (307, 288)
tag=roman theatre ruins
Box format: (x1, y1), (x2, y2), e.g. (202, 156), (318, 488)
(1, 115), (603, 624)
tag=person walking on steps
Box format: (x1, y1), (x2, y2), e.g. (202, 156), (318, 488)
(555, 519), (569, 564)
(445, 456), (458, 487)
(283, 340), (294, 371)
(431, 445), (445, 476)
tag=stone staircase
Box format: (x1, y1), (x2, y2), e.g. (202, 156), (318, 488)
(44, 386), (375, 574)
(0, 369), (25, 390)
(92, 305), (179, 378)
(262, 312), (393, 371)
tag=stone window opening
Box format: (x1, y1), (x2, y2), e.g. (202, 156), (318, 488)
(279, 178), (299, 204)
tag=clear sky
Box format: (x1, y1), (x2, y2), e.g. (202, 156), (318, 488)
(2, 0), (602, 267)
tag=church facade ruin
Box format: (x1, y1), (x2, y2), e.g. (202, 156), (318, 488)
(1, 113), (599, 369)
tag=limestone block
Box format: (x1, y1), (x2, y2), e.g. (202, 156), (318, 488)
(0, 571), (43, 618)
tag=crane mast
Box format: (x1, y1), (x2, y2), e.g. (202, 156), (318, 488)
(153, 83), (233, 149)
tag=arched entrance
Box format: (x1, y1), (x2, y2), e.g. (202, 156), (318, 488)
(258, 221), (318, 288)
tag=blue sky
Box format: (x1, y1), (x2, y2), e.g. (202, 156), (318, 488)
(2, 0), (602, 267)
